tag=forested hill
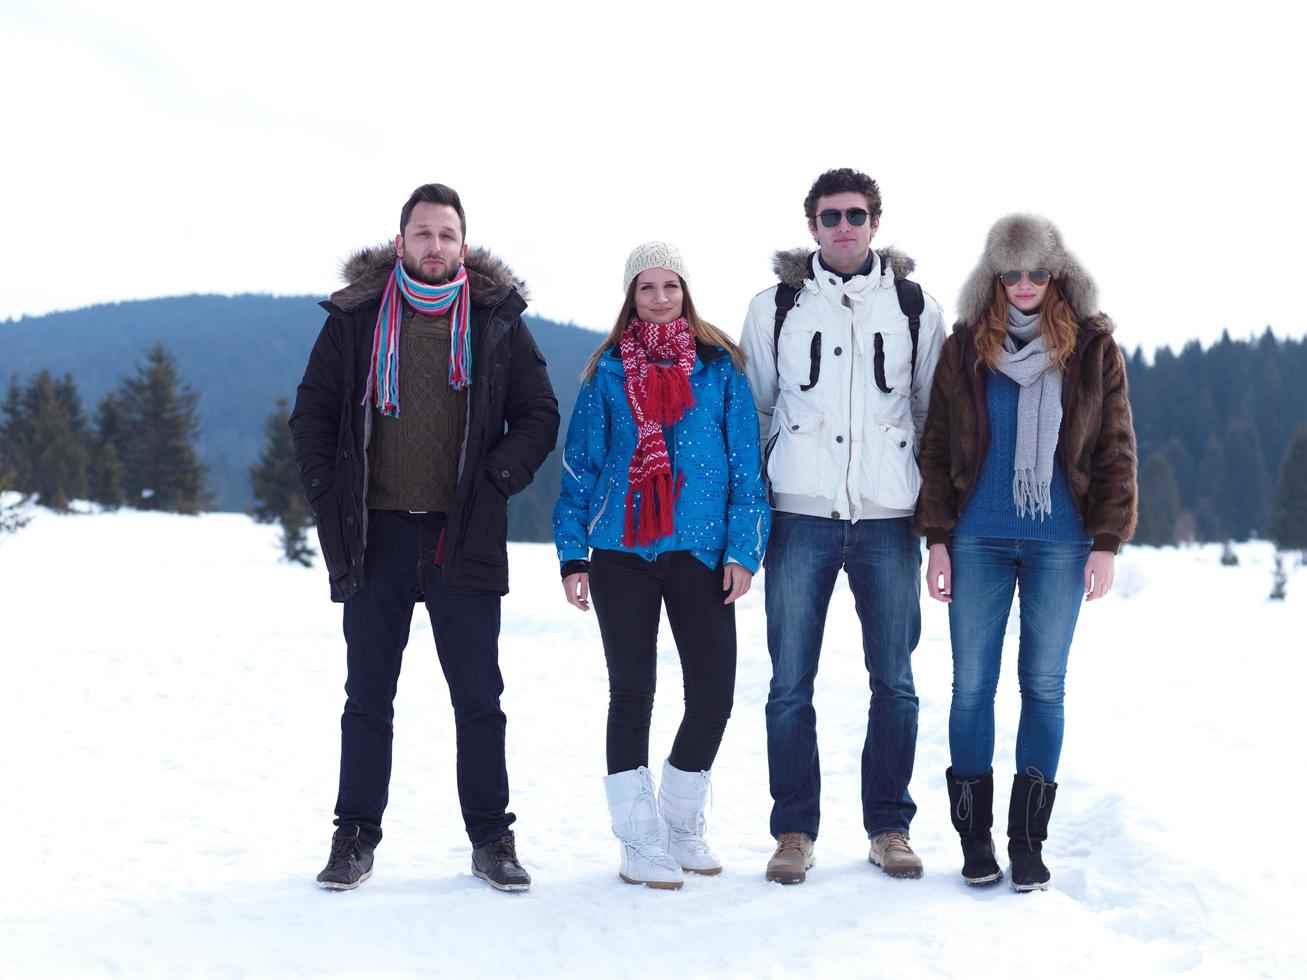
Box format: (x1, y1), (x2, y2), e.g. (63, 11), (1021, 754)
(1127, 329), (1307, 545)
(4, 298), (1304, 546)
(0, 295), (602, 538)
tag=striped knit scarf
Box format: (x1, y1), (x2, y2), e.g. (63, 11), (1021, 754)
(363, 260), (472, 417)
(618, 316), (696, 546)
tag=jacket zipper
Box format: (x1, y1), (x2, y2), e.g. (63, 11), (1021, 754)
(844, 308), (855, 514)
(589, 479), (614, 534)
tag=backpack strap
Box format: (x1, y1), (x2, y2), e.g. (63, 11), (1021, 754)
(894, 278), (925, 383)
(773, 282), (800, 370)
(775, 268), (925, 385)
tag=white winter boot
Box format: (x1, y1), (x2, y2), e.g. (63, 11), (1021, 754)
(603, 767), (684, 889)
(658, 760), (722, 875)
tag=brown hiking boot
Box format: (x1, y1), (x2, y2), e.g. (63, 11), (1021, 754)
(869, 832), (923, 879)
(766, 832), (815, 884)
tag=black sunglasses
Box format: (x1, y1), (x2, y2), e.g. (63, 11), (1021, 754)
(999, 269), (1052, 287)
(817, 208), (870, 228)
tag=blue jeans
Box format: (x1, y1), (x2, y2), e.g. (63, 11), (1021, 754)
(336, 510), (514, 850)
(764, 513), (921, 840)
(947, 537), (1091, 781)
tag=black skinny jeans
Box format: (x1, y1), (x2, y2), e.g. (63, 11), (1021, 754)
(589, 548), (737, 775)
(336, 510), (514, 849)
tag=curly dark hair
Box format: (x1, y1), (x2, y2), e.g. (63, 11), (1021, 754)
(803, 168), (882, 222)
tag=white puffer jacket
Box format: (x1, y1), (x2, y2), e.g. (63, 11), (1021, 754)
(740, 248), (946, 522)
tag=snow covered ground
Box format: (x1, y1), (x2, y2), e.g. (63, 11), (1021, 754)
(1, 502), (1303, 978)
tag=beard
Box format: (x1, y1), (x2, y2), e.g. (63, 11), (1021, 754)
(401, 250), (457, 286)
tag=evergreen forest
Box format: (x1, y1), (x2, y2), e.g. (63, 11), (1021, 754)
(2, 296), (1305, 549)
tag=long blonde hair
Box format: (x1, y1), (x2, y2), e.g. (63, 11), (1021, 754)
(580, 275), (746, 382)
(974, 276), (1079, 372)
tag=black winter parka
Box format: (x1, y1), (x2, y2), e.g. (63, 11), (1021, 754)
(289, 245), (559, 600)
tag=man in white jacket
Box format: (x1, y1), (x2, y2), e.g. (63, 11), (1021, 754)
(740, 168), (945, 883)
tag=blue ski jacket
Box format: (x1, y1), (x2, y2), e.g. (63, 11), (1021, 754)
(553, 342), (770, 573)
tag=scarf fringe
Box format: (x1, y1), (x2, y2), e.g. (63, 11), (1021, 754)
(622, 470), (685, 547)
(643, 364), (694, 425)
(1013, 470), (1053, 521)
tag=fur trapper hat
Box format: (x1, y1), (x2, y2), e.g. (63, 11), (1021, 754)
(956, 214), (1099, 326)
(623, 241), (689, 293)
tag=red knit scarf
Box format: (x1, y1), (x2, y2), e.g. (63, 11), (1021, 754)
(618, 317), (696, 546)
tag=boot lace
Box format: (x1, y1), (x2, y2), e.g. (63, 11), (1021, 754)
(666, 769), (712, 851)
(668, 826), (713, 858)
(486, 833), (518, 864)
(627, 775), (679, 871)
(628, 833), (681, 872)
(955, 778), (978, 830)
(775, 831), (810, 853)
(1022, 767), (1050, 853)
(877, 832), (913, 855)
(328, 828), (362, 866)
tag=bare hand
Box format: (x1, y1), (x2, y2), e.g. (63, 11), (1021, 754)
(1084, 551), (1115, 601)
(926, 543), (952, 603)
(722, 563), (753, 604)
(563, 572), (590, 611)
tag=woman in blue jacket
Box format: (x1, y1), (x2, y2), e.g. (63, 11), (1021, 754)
(554, 242), (770, 890)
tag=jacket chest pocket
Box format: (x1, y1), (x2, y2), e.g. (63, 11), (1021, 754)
(766, 408), (829, 497)
(868, 326), (914, 397)
(777, 329), (823, 392)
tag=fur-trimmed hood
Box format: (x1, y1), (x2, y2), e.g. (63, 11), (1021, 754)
(956, 214), (1099, 327)
(772, 246), (916, 289)
(328, 243), (529, 313)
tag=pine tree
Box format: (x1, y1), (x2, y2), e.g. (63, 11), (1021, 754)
(88, 442), (126, 509)
(1193, 497), (1224, 543)
(88, 392), (127, 508)
(1, 375), (27, 488)
(249, 397), (315, 565)
(1220, 419), (1270, 540)
(1269, 423), (1307, 554)
(22, 371), (89, 510)
(1135, 453), (1181, 546)
(1196, 437), (1228, 541)
(117, 344), (210, 513)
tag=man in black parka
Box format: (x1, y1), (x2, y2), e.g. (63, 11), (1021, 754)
(290, 183), (559, 893)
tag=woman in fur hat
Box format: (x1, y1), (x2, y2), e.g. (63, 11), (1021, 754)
(915, 214), (1137, 891)
(552, 242), (770, 889)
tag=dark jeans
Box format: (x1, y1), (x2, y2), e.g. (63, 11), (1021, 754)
(947, 537), (1091, 781)
(764, 513), (922, 841)
(335, 510), (514, 850)
(589, 549), (737, 775)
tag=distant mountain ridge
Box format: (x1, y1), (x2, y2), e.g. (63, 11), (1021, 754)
(0, 294), (603, 539)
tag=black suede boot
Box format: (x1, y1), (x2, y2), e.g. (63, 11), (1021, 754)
(1007, 769), (1057, 892)
(945, 767), (1002, 885)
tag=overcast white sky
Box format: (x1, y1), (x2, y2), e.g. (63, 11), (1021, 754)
(3, 0), (1304, 355)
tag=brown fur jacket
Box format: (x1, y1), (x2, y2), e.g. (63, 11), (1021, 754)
(913, 314), (1138, 553)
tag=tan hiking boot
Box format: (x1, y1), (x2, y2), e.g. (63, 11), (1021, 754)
(869, 832), (923, 879)
(766, 831), (815, 884)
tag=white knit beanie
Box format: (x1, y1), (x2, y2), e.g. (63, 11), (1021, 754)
(623, 241), (689, 292)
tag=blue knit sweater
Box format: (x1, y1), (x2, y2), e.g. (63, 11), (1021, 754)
(954, 372), (1089, 543)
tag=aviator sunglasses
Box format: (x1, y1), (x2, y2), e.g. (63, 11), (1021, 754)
(999, 269), (1052, 287)
(817, 207), (871, 228)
